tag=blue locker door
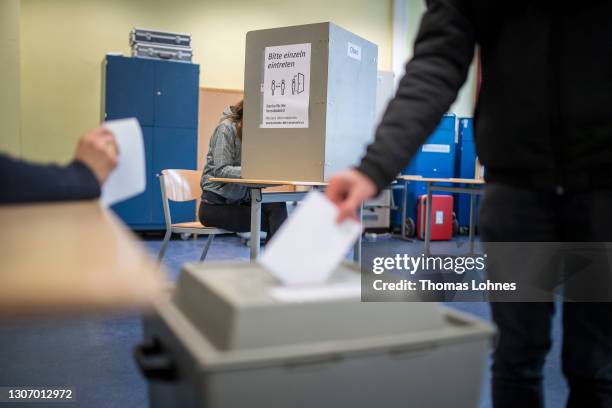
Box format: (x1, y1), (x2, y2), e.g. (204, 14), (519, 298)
(110, 126), (153, 225)
(151, 127), (198, 226)
(104, 56), (155, 126)
(154, 62), (199, 129)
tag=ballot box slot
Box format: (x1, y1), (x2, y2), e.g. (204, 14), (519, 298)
(387, 341), (439, 360)
(282, 353), (344, 371)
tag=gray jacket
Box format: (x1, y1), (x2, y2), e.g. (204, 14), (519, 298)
(200, 108), (248, 203)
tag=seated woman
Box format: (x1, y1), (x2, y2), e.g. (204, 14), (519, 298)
(199, 100), (288, 242)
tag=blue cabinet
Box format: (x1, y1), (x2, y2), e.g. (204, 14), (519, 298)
(103, 56), (199, 230)
(391, 114), (457, 229)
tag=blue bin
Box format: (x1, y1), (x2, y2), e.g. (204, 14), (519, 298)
(391, 114), (457, 230)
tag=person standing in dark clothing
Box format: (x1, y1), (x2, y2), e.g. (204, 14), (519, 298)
(0, 126), (118, 204)
(327, 1), (612, 407)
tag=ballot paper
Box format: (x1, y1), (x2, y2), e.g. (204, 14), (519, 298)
(259, 191), (362, 286)
(100, 118), (146, 207)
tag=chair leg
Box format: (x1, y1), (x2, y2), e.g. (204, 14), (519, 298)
(158, 230), (172, 263)
(200, 234), (215, 261)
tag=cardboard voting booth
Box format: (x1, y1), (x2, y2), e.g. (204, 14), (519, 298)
(136, 262), (494, 408)
(242, 22), (378, 182)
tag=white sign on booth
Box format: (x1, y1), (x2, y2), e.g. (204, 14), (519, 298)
(261, 43), (311, 129)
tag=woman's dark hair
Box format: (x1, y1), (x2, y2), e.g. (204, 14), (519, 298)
(227, 100), (243, 138)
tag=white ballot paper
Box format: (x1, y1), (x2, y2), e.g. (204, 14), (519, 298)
(100, 118), (146, 207)
(259, 190), (362, 286)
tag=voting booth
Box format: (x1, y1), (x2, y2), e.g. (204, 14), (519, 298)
(136, 262), (494, 407)
(242, 22), (378, 181)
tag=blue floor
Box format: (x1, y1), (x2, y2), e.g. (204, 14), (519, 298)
(0, 234), (568, 407)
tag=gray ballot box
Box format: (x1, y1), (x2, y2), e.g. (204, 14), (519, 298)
(136, 262), (494, 408)
(242, 22), (378, 181)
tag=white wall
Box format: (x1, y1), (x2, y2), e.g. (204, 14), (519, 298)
(399, 0), (477, 117)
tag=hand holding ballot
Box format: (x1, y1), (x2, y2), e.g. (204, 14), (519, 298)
(260, 191), (362, 286)
(326, 168), (377, 223)
(0, 117), (145, 206)
(75, 125), (119, 184)
(75, 117), (146, 207)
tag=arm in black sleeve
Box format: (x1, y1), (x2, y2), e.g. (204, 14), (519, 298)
(356, 0), (476, 191)
(0, 154), (101, 204)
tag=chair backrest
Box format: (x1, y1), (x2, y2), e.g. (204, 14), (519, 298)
(161, 169), (202, 202)
(159, 169), (202, 228)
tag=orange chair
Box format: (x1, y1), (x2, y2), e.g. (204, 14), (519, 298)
(157, 169), (228, 262)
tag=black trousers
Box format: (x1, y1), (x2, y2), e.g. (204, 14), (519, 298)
(479, 183), (612, 408)
(198, 201), (288, 243)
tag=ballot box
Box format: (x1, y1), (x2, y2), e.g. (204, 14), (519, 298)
(136, 262), (494, 408)
(242, 22), (378, 181)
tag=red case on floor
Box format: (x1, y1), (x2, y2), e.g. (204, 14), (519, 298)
(417, 195), (454, 241)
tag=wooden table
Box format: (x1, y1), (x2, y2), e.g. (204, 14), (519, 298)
(397, 175), (485, 255)
(208, 177), (362, 263)
(0, 201), (164, 315)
